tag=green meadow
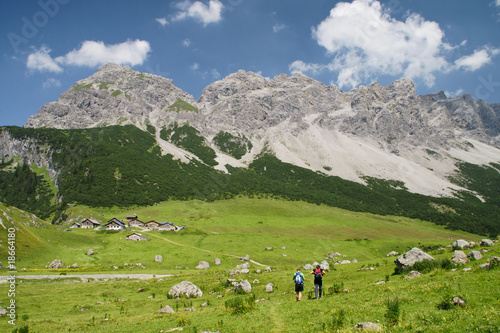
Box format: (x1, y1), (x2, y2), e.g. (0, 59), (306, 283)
(0, 198), (499, 332)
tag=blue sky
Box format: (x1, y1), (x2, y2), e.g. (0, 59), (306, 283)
(1, 0), (500, 126)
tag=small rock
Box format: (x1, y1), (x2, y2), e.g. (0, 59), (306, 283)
(452, 297), (466, 306)
(137, 288), (145, 292)
(354, 322), (382, 331)
(214, 258), (221, 265)
(155, 255), (163, 263)
(404, 271), (422, 280)
(386, 251), (399, 257)
(265, 283), (274, 292)
(265, 247), (273, 251)
(0, 306), (7, 316)
(87, 249), (94, 256)
(157, 305), (175, 313)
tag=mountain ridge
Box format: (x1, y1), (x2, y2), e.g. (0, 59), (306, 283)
(22, 63), (500, 198)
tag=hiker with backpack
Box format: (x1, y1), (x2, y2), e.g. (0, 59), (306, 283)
(293, 268), (305, 301)
(311, 264), (325, 299)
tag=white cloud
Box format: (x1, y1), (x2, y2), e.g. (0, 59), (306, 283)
(42, 78), (61, 89)
(455, 47), (500, 71)
(273, 23), (286, 33)
(182, 39), (191, 47)
(26, 45), (63, 73)
(444, 89), (464, 98)
(496, 0), (500, 6)
(57, 40), (151, 67)
(27, 40), (151, 73)
(289, 60), (324, 75)
(211, 68), (220, 79)
(156, 17), (168, 26)
(190, 62), (200, 71)
(292, 0), (451, 89)
(173, 0), (223, 26)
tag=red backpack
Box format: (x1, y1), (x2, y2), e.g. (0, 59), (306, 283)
(314, 268), (322, 279)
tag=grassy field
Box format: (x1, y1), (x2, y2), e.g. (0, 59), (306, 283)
(0, 198), (499, 332)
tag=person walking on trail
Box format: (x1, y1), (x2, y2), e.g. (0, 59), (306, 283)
(293, 268), (305, 301)
(311, 264), (325, 299)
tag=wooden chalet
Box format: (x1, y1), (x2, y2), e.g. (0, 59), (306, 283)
(125, 232), (149, 241)
(69, 222), (81, 228)
(128, 218), (145, 228)
(145, 220), (160, 230)
(81, 218), (101, 229)
(104, 218), (126, 231)
(156, 222), (175, 231)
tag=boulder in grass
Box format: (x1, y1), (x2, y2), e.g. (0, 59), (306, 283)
(168, 281), (203, 298)
(452, 239), (470, 249)
(265, 283), (274, 293)
(394, 248), (434, 270)
(87, 249), (94, 256)
(46, 259), (64, 269)
(451, 250), (468, 265)
(195, 261), (210, 270)
(481, 239), (494, 247)
(235, 279), (252, 293)
(467, 251), (483, 260)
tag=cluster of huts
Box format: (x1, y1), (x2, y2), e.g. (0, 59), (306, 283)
(70, 215), (186, 234)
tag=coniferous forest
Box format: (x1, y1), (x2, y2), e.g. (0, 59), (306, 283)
(1, 125), (499, 236)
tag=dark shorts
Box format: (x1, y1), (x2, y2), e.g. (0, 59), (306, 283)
(295, 283), (304, 292)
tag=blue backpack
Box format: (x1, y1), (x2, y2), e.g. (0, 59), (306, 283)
(295, 272), (303, 284)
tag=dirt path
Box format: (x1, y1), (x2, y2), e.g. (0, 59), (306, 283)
(148, 233), (269, 267)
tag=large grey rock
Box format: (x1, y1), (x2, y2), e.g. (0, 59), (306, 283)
(451, 250), (468, 265)
(481, 239), (494, 247)
(467, 251), (483, 260)
(46, 259), (64, 269)
(394, 248), (435, 270)
(452, 240), (470, 249)
(195, 261), (210, 270)
(236, 262), (249, 270)
(235, 279), (252, 293)
(303, 264), (314, 270)
(168, 281), (203, 298)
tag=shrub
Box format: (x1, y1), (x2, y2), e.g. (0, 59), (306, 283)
(385, 296), (401, 326)
(330, 309), (346, 330)
(224, 294), (256, 314)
